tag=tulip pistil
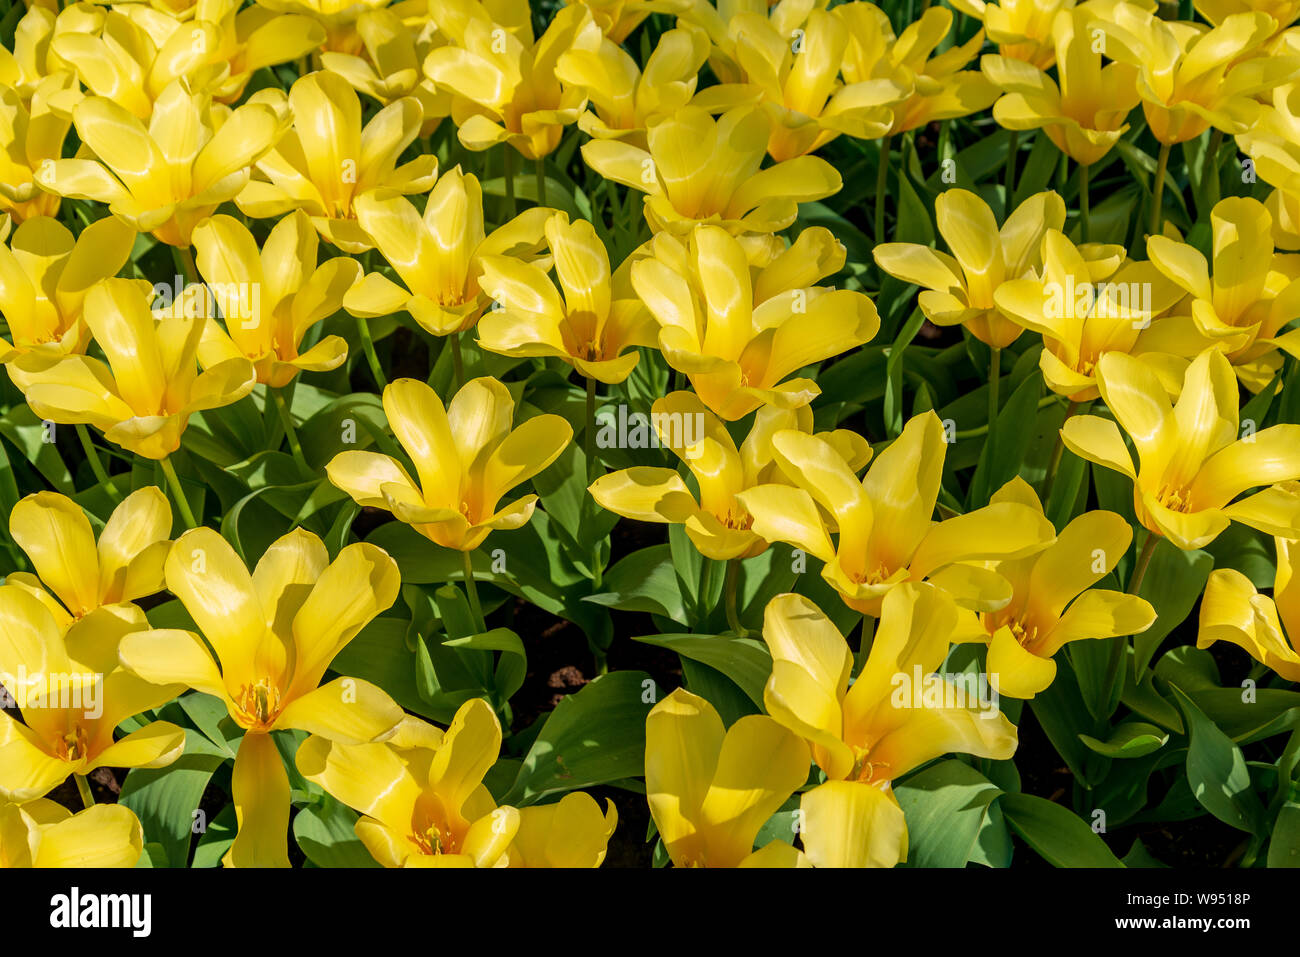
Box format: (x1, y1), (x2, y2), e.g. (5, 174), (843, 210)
(57, 724), (89, 763)
(236, 679), (282, 729)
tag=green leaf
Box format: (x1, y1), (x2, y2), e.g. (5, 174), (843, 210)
(293, 795), (380, 868)
(502, 670), (654, 806)
(445, 627), (528, 701)
(1171, 685), (1267, 835)
(968, 370), (1042, 507)
(1132, 540), (1214, 675)
(1268, 803), (1300, 867)
(1079, 721), (1170, 759)
(894, 760), (1006, 868)
(633, 632), (771, 708)
(999, 792), (1124, 867)
(585, 545), (687, 624)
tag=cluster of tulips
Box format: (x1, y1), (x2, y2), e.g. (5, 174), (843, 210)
(0, 0), (1299, 870)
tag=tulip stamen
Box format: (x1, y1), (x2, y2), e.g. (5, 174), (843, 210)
(1157, 484), (1193, 513)
(57, 724), (88, 763)
(236, 679), (282, 728)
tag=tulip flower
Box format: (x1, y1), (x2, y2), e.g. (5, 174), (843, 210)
(0, 7), (66, 102)
(0, 589), (186, 803)
(1098, 5), (1298, 145)
(590, 391), (870, 561)
(235, 71), (437, 253)
(836, 4), (1000, 136)
(630, 224), (879, 419)
(7, 488), (171, 626)
(645, 687), (811, 868)
(981, 8), (1140, 168)
(191, 209), (360, 388)
(1143, 197), (1300, 393)
(508, 791), (618, 868)
(875, 189), (1065, 349)
(1196, 0), (1300, 34)
(477, 212), (655, 384)
(253, 0), (389, 54)
(0, 76), (75, 223)
(117, 527), (404, 867)
(320, 6), (450, 134)
(33, 81), (283, 247)
(761, 586), (1018, 867)
(0, 214), (136, 363)
(0, 802), (144, 868)
(192, 0), (328, 103)
(1236, 83), (1300, 251)
(689, 8), (905, 161)
(953, 477), (1156, 698)
(7, 279), (256, 460)
(992, 228), (1184, 401)
(326, 377), (572, 551)
(1197, 536), (1300, 682)
(554, 25), (707, 148)
(736, 411), (1056, 616)
(344, 169), (551, 337)
(572, 0), (693, 43)
(582, 106), (842, 235)
(424, 2), (603, 160)
(297, 702), (522, 867)
(1061, 348), (1300, 550)
(948, 0), (1072, 69)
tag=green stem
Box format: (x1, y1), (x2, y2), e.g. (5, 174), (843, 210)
(955, 395), (1057, 439)
(698, 558), (718, 630)
(1098, 530), (1158, 721)
(353, 313), (387, 390)
(503, 145), (517, 218)
(1040, 399), (1079, 504)
(583, 376), (603, 589)
(461, 549), (485, 634)
(159, 456), (198, 529)
(988, 346), (1001, 426)
(1127, 528), (1158, 596)
(724, 558), (748, 637)
(535, 156), (548, 206)
(171, 245), (200, 285)
(1203, 127), (1223, 209)
(271, 388), (306, 466)
(874, 134), (892, 244)
(74, 773), (95, 809)
(1150, 140), (1172, 237)
(450, 332), (465, 391)
(76, 424), (119, 498)
(1078, 162), (1091, 244)
(1004, 130), (1019, 218)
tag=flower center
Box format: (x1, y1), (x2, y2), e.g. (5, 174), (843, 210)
(236, 679), (282, 728)
(57, 724), (89, 763)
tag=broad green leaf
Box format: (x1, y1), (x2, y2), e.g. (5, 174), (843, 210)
(1171, 685), (1267, 836)
(999, 792), (1124, 867)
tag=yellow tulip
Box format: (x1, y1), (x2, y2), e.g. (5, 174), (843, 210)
(554, 25), (707, 149)
(7, 488), (172, 626)
(117, 526), (405, 867)
(235, 71), (436, 254)
(630, 224), (878, 419)
(0, 75), (75, 223)
(1098, 4), (1298, 144)
(7, 278), (256, 460)
(1195, 0), (1300, 39)
(190, 0), (328, 103)
(690, 8), (905, 160)
(297, 703), (522, 867)
(875, 189), (1065, 350)
(949, 0), (1072, 69)
(477, 211), (654, 383)
(253, 0), (389, 54)
(1236, 83), (1300, 251)
(982, 8), (1140, 167)
(762, 586), (1017, 867)
(646, 687), (811, 868)
(569, 0), (693, 43)
(582, 106), (842, 235)
(1198, 536), (1300, 682)
(33, 80), (283, 247)
(0, 801), (144, 867)
(344, 168), (551, 337)
(0, 589), (186, 802)
(954, 477), (1156, 698)
(1061, 348), (1300, 550)
(424, 1), (602, 160)
(836, 4), (999, 135)
(326, 376), (572, 551)
(736, 411), (1056, 616)
(191, 209), (359, 388)
(508, 791), (618, 867)
(993, 228), (1185, 401)
(591, 390), (870, 560)
(1143, 197), (1300, 393)
(320, 6), (450, 135)
(0, 214), (136, 363)
(0, 7), (68, 103)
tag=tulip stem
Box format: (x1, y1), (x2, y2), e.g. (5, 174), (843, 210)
(353, 314), (387, 391)
(723, 558), (751, 637)
(1202, 128), (1223, 210)
(503, 146), (517, 218)
(171, 245), (199, 286)
(1099, 529), (1159, 720)
(987, 346), (1001, 426)
(450, 333), (465, 391)
(1003, 131), (1019, 218)
(160, 456), (198, 530)
(583, 376), (603, 589)
(1150, 141), (1172, 237)
(74, 773), (95, 809)
(76, 424), (120, 498)
(535, 157), (548, 206)
(874, 134), (892, 245)
(1127, 528), (1157, 596)
(461, 549), (485, 634)
(1077, 162), (1091, 244)
(271, 389), (306, 467)
(1040, 399), (1079, 504)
